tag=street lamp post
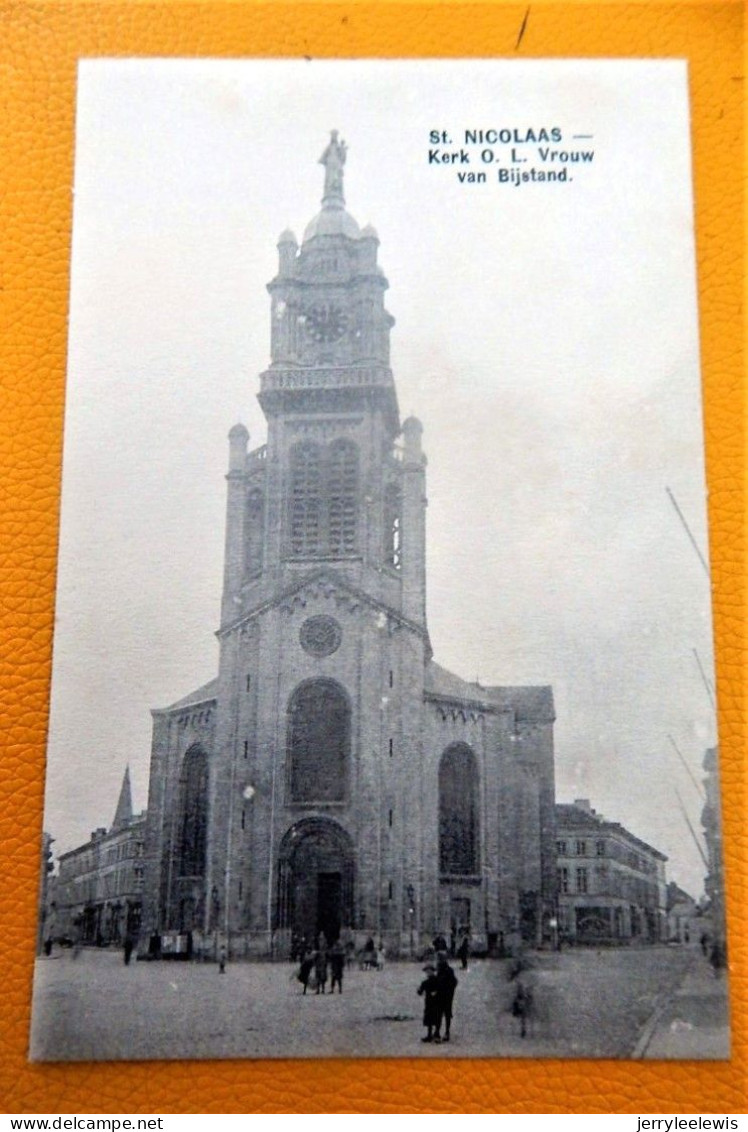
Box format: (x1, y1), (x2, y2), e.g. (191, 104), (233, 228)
(406, 884), (415, 958)
(211, 885), (220, 963)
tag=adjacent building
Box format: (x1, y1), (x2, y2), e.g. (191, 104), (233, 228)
(55, 768), (145, 946)
(555, 799), (667, 944)
(666, 880), (699, 944)
(139, 134), (557, 959)
(702, 745), (725, 945)
(36, 831), (55, 954)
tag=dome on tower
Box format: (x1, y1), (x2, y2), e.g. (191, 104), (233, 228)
(302, 129), (361, 243)
(302, 204), (361, 243)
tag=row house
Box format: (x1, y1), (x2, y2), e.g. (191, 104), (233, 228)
(555, 799), (667, 944)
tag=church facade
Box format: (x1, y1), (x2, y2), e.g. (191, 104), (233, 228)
(139, 135), (557, 958)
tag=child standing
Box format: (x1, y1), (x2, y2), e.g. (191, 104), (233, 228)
(417, 963), (439, 1043)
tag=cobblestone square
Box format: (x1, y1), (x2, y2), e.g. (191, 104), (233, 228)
(30, 945), (727, 1062)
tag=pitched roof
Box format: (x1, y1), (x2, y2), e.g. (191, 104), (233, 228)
(159, 678), (219, 713)
(425, 662), (485, 703)
(425, 661), (554, 721)
(555, 802), (605, 829)
(556, 801), (668, 861)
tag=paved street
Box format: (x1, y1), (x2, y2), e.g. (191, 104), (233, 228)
(30, 944), (726, 1062)
(635, 951), (730, 1059)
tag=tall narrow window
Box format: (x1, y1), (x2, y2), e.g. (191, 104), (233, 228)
(438, 743), (480, 875)
(245, 488), (265, 575)
(288, 440), (359, 556)
(176, 745), (209, 879)
(384, 481), (402, 569)
(290, 442), (322, 555)
(288, 679), (349, 804)
(326, 439), (359, 554)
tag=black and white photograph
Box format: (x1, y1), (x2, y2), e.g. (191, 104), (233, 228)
(31, 58), (728, 1062)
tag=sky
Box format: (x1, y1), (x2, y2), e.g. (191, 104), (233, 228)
(43, 59), (717, 899)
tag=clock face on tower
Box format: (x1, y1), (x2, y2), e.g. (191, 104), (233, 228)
(304, 304), (349, 344)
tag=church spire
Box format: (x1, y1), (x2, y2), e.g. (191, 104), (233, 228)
(112, 765), (133, 830)
(319, 130), (347, 208)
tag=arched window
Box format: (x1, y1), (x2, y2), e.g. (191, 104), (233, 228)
(288, 679), (349, 804)
(288, 440), (359, 557)
(176, 745), (209, 878)
(290, 442), (323, 555)
(439, 744), (479, 875)
(384, 481), (402, 570)
(245, 487), (265, 576)
(327, 440), (359, 554)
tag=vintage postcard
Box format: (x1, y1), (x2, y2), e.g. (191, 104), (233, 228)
(30, 58), (727, 1061)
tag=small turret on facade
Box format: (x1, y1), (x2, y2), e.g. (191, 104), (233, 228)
(400, 416), (427, 630)
(402, 416), (425, 462)
(228, 422), (249, 472)
(277, 229), (298, 274)
(222, 423), (250, 622)
(359, 224), (379, 271)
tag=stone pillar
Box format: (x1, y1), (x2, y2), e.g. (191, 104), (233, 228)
(138, 710), (171, 956)
(221, 424), (248, 626)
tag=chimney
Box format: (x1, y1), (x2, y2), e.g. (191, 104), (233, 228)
(574, 798), (592, 813)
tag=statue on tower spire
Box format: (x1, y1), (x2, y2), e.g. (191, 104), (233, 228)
(319, 130), (347, 206)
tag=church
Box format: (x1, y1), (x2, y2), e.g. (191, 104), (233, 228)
(139, 133), (557, 959)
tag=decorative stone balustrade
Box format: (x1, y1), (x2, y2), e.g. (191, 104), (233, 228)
(260, 365), (393, 392)
(247, 444), (268, 469)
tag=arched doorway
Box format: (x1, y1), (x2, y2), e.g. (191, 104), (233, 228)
(277, 818), (354, 945)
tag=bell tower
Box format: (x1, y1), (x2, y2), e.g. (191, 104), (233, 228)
(266, 130), (395, 378)
(140, 132), (556, 964)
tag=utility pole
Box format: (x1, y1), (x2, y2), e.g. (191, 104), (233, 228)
(665, 487), (710, 578)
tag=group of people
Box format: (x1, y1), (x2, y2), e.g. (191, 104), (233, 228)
(292, 929), (465, 1042)
(297, 938), (347, 994)
(290, 927), (538, 1046)
(417, 950), (458, 1043)
(359, 936), (386, 970)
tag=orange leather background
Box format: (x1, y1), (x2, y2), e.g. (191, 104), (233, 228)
(1, 0), (744, 1115)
